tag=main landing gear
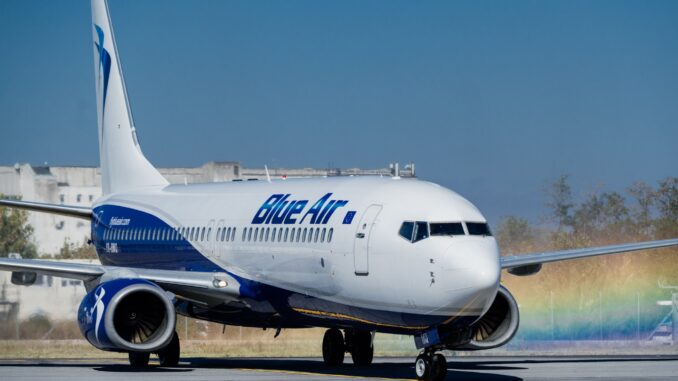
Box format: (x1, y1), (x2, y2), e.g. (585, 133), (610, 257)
(128, 331), (181, 368)
(414, 350), (447, 381)
(322, 328), (374, 367)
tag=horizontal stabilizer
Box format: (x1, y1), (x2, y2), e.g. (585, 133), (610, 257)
(0, 199), (92, 220)
(0, 258), (103, 280)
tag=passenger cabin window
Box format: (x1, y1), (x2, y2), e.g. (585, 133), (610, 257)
(466, 222), (492, 236)
(430, 222), (465, 236)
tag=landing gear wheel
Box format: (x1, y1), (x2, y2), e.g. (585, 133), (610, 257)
(431, 353), (447, 381)
(128, 351), (150, 368)
(350, 331), (373, 366)
(415, 354), (431, 380)
(322, 328), (345, 366)
(157, 331), (180, 367)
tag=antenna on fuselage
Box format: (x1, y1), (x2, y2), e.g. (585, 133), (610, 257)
(264, 165), (271, 183)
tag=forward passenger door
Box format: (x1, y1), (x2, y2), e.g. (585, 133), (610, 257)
(353, 204), (382, 276)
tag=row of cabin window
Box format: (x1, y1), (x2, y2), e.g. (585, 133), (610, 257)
(216, 227), (237, 242)
(241, 226), (334, 244)
(102, 225), (336, 245)
(103, 226), (235, 243)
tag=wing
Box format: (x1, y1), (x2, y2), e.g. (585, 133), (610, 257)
(0, 257), (241, 306)
(501, 238), (678, 275)
(0, 199), (91, 220)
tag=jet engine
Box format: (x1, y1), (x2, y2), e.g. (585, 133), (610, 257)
(460, 285), (519, 350)
(77, 278), (176, 352)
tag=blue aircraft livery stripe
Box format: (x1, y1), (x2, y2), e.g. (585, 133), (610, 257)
(92, 204), (222, 272)
(94, 25), (111, 112)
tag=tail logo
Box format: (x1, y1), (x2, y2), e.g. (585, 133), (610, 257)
(94, 25), (111, 113)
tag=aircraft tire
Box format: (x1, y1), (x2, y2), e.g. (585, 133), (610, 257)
(128, 351), (150, 368)
(350, 331), (373, 366)
(414, 354), (431, 380)
(430, 353), (447, 381)
(157, 331), (180, 367)
(322, 328), (345, 366)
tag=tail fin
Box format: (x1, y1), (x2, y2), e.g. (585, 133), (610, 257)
(91, 0), (168, 195)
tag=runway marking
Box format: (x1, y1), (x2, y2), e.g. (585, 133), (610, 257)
(237, 367), (413, 380)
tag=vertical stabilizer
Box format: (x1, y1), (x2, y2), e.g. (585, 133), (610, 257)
(91, 0), (168, 195)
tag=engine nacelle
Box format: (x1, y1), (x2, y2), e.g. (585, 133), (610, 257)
(77, 278), (176, 352)
(459, 285), (519, 350)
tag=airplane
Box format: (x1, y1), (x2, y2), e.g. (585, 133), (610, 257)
(1, 1), (677, 380)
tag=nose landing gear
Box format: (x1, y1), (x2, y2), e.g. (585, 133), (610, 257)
(414, 351), (447, 381)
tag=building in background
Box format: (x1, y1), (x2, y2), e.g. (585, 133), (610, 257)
(0, 162), (415, 255)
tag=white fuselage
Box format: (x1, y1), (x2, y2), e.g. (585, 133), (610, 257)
(94, 176), (501, 327)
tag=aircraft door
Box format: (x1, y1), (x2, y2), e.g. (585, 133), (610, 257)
(353, 204), (382, 276)
(214, 219), (224, 258)
(207, 219), (215, 258)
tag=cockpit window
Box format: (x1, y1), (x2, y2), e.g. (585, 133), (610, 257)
(430, 222), (465, 236)
(466, 222), (492, 236)
(399, 221), (429, 243)
(413, 221), (429, 242)
(399, 221), (414, 242)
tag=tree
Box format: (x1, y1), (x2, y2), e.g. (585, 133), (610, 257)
(654, 177), (678, 238)
(627, 181), (655, 234)
(496, 216), (534, 254)
(655, 177), (678, 221)
(573, 191), (629, 234)
(546, 175), (574, 229)
(55, 238), (97, 260)
(572, 192), (604, 234)
(0, 195), (37, 258)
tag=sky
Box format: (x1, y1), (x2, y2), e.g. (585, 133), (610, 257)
(0, 0), (677, 225)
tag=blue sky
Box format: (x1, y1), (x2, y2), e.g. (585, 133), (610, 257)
(1, 0), (677, 225)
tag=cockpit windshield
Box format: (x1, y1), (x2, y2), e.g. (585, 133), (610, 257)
(430, 222), (464, 236)
(466, 222), (492, 236)
(399, 221), (429, 243)
(398, 221), (491, 243)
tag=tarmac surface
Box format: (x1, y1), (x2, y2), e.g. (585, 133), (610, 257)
(1, 356), (678, 380)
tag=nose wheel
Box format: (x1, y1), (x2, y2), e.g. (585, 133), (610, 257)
(414, 352), (447, 381)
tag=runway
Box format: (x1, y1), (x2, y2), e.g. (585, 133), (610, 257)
(1, 356), (677, 380)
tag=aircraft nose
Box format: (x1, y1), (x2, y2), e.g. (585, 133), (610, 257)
(442, 238), (501, 294)
(475, 259), (500, 291)
(434, 238), (501, 316)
